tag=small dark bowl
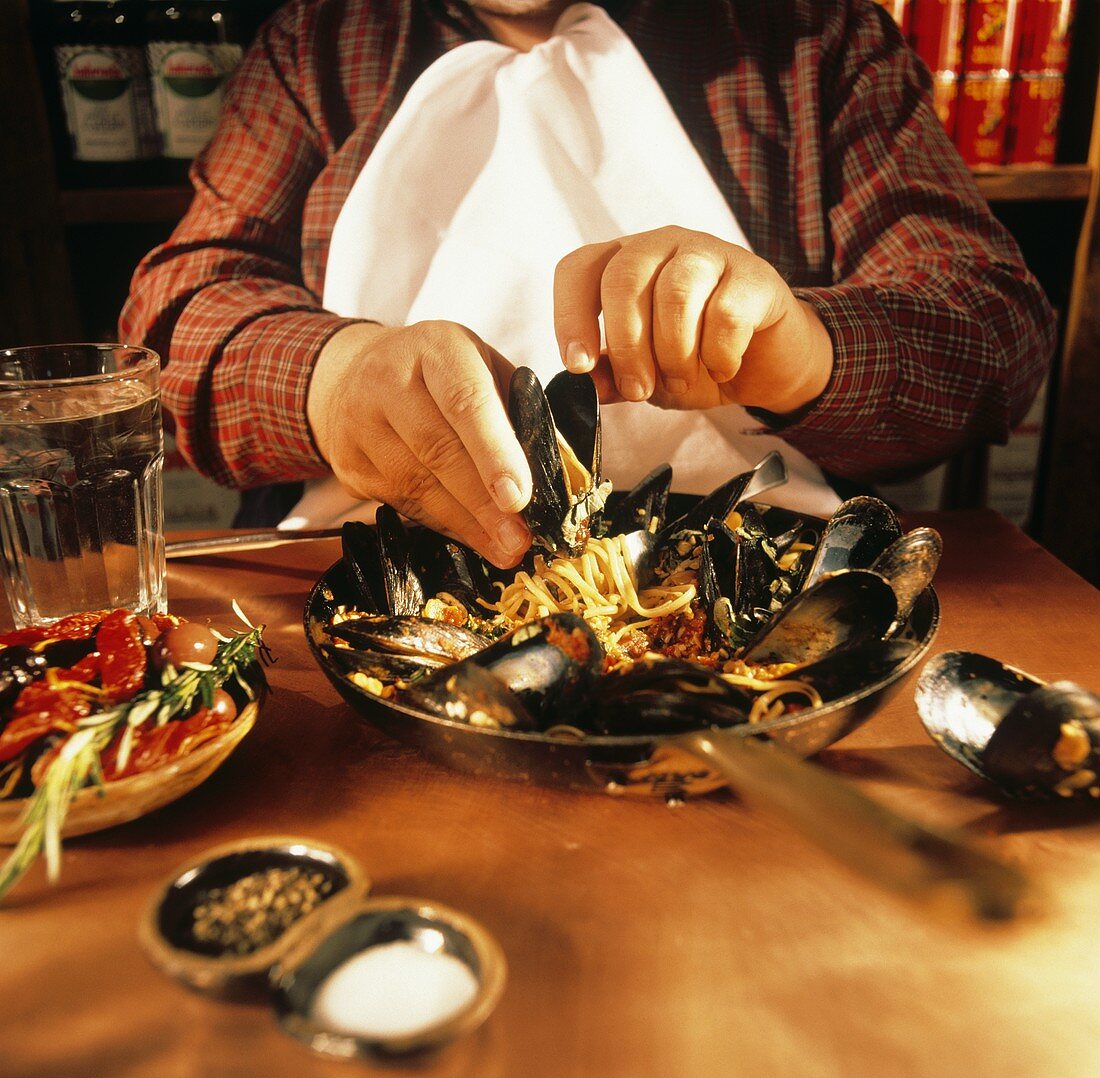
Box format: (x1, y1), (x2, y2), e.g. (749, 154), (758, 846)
(139, 835), (368, 994)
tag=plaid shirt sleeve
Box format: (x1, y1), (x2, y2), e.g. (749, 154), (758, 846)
(120, 0), (1055, 492)
(118, 9), (364, 489)
(763, 2), (1055, 482)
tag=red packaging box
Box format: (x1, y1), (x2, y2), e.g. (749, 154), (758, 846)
(1007, 74), (1065, 163)
(1016, 0), (1076, 74)
(911, 0), (967, 73)
(932, 71), (960, 137)
(964, 0), (1023, 73)
(956, 74), (1013, 164)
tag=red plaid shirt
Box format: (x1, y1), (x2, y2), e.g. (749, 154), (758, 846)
(119, 0), (1055, 491)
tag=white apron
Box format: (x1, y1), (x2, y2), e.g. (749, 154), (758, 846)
(282, 2), (839, 529)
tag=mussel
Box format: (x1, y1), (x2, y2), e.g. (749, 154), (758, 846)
(802, 496), (902, 590)
(740, 569), (898, 667)
(508, 368), (611, 557)
(402, 612), (604, 730)
(916, 650), (1100, 800)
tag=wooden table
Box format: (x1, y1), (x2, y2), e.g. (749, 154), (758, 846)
(3, 510), (1099, 1077)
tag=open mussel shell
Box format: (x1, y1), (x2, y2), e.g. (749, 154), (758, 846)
(872, 527), (943, 626)
(604, 464), (672, 537)
(626, 450), (788, 588)
(508, 368), (605, 557)
(802, 496), (902, 590)
(401, 612), (604, 731)
(740, 569), (898, 667)
(403, 664), (539, 732)
(786, 639), (919, 701)
(326, 615), (487, 663)
(916, 650), (1100, 799)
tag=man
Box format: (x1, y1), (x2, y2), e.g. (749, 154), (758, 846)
(120, 0), (1055, 567)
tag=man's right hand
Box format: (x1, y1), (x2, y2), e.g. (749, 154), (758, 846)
(307, 321), (533, 568)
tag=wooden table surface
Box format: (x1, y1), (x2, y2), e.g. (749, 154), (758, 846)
(3, 510), (1100, 1078)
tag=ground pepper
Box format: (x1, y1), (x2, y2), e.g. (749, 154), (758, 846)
(191, 866), (334, 954)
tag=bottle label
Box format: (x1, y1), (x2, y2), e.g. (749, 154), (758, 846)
(55, 45), (158, 162)
(147, 42), (243, 159)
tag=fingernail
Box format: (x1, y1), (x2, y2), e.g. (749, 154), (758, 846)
(490, 474), (523, 512)
(565, 340), (593, 372)
(496, 517), (529, 555)
(620, 377), (647, 401)
(666, 378), (688, 395)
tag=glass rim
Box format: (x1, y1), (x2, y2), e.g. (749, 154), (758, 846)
(0, 343), (160, 389)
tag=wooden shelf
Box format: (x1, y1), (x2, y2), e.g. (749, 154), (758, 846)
(971, 164), (1094, 202)
(59, 186), (192, 225)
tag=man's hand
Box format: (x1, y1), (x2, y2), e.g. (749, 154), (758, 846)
(307, 321), (533, 568)
(554, 226), (834, 415)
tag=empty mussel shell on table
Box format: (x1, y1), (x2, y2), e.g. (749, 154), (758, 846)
(915, 650), (1100, 800)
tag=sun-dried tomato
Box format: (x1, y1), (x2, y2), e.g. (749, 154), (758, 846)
(96, 610), (147, 703)
(100, 705), (232, 781)
(0, 682), (92, 763)
(0, 610), (111, 650)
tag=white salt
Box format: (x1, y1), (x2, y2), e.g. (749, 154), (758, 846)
(309, 939), (480, 1040)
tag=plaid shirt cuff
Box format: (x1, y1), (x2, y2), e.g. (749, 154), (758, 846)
(750, 284), (899, 470)
(214, 311), (369, 487)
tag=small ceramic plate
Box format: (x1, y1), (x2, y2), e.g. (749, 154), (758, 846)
(0, 666), (264, 844)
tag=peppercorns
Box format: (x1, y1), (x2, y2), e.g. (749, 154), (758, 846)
(191, 866), (335, 955)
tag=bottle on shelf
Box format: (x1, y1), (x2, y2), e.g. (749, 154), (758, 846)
(46, 0), (161, 188)
(144, 0), (245, 184)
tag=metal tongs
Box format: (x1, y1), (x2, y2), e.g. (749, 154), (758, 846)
(165, 528), (342, 559)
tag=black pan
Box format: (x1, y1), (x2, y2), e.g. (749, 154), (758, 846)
(302, 506), (1030, 920)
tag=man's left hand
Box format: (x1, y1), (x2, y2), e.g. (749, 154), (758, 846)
(554, 226), (834, 416)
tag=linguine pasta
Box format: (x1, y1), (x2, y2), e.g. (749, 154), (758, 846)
(479, 534), (822, 724)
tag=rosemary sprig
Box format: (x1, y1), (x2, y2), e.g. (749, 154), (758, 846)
(0, 615), (267, 903)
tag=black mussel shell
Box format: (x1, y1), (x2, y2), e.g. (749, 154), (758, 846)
(802, 496), (902, 590)
(508, 368), (605, 557)
(916, 650), (1100, 799)
(321, 643), (446, 681)
(871, 528), (942, 625)
(785, 639), (919, 704)
(600, 656), (754, 709)
(592, 691), (750, 736)
(408, 612), (604, 730)
(375, 505), (426, 617)
(983, 683), (1100, 797)
(604, 464), (672, 537)
(403, 663), (539, 732)
(659, 450), (787, 543)
(740, 569), (897, 667)
(633, 452), (787, 588)
(412, 531), (497, 610)
(326, 615), (487, 662)
(341, 521), (382, 614)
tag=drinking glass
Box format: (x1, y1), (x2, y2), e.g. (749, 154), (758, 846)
(0, 343), (166, 628)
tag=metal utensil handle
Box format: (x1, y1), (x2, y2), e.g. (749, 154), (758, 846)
(673, 729), (1036, 922)
(165, 528), (342, 559)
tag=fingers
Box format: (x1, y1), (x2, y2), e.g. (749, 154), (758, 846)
(421, 331), (532, 515)
(652, 250), (723, 394)
(323, 321), (533, 568)
(555, 228), (796, 412)
(554, 239), (618, 377)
